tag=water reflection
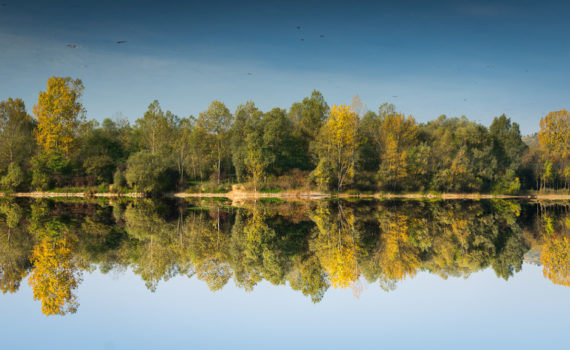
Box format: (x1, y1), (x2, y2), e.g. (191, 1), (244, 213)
(0, 198), (568, 315)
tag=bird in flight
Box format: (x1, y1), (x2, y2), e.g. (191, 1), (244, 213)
(300, 38), (304, 41)
(1, 3), (7, 7)
(247, 72), (252, 75)
(320, 34), (325, 38)
(296, 25), (301, 30)
(67, 44), (79, 49)
(116, 40), (127, 44)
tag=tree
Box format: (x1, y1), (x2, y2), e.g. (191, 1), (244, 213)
(134, 100), (178, 156)
(33, 77), (85, 155)
(198, 101), (233, 184)
(0, 98), (35, 171)
(231, 102), (262, 182)
(377, 112), (418, 190)
(538, 110), (570, 189)
(245, 128), (272, 192)
(312, 105), (359, 191)
(125, 151), (171, 193)
(538, 110), (570, 163)
(288, 90), (329, 169)
(0, 162), (24, 191)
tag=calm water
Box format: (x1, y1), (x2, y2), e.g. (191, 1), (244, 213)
(0, 198), (569, 349)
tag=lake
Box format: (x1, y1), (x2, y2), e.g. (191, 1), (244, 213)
(0, 198), (569, 349)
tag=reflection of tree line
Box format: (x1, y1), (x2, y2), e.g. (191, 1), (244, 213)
(0, 199), (569, 316)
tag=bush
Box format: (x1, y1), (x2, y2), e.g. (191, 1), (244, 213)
(492, 169), (521, 195)
(0, 162), (24, 191)
(125, 151), (177, 193)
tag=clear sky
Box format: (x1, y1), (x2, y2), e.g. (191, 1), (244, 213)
(1, 265), (569, 349)
(0, 0), (568, 134)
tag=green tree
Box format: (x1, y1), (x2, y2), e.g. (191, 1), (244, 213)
(198, 101), (233, 184)
(0, 98), (36, 172)
(0, 162), (24, 191)
(125, 151), (171, 193)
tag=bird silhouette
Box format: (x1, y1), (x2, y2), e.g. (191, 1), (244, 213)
(67, 44), (79, 49)
(116, 40), (127, 44)
(320, 34), (325, 38)
(300, 38), (304, 41)
(296, 25), (301, 30)
(247, 72), (252, 75)
(1, 3), (6, 7)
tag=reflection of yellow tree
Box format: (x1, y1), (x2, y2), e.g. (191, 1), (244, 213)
(311, 205), (360, 289)
(377, 212), (420, 281)
(541, 234), (570, 287)
(27, 237), (80, 315)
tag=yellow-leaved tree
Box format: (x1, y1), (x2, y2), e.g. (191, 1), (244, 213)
(312, 104), (359, 191)
(377, 112), (418, 190)
(538, 110), (570, 189)
(33, 77), (85, 155)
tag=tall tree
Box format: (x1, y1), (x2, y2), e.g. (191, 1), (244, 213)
(33, 77), (85, 156)
(538, 110), (570, 189)
(288, 90), (329, 169)
(134, 100), (179, 156)
(377, 112), (418, 190)
(198, 101), (233, 184)
(312, 105), (359, 190)
(231, 102), (262, 182)
(0, 98), (36, 171)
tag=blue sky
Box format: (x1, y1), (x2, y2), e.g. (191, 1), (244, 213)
(0, 0), (569, 133)
(1, 265), (568, 349)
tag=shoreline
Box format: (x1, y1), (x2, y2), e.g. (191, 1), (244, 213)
(1, 190), (568, 200)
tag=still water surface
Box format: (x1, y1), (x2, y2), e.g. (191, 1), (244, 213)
(0, 198), (568, 349)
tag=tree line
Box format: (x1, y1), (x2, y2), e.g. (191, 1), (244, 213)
(0, 76), (569, 193)
(1, 198), (568, 315)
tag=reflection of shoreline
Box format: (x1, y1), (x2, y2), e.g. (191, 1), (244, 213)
(2, 191), (570, 201)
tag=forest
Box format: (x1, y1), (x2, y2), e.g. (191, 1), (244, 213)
(0, 198), (568, 315)
(0, 76), (569, 194)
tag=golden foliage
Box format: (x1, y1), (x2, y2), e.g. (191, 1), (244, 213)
(538, 109), (569, 162)
(314, 104), (360, 190)
(33, 77), (84, 155)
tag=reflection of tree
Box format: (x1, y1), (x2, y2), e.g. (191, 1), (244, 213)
(188, 209), (231, 291)
(28, 237), (81, 315)
(288, 255), (329, 303)
(0, 201), (32, 293)
(123, 200), (193, 291)
(375, 211), (420, 281)
(1, 198), (566, 313)
(231, 205), (290, 289)
(310, 204), (360, 289)
(541, 235), (570, 286)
